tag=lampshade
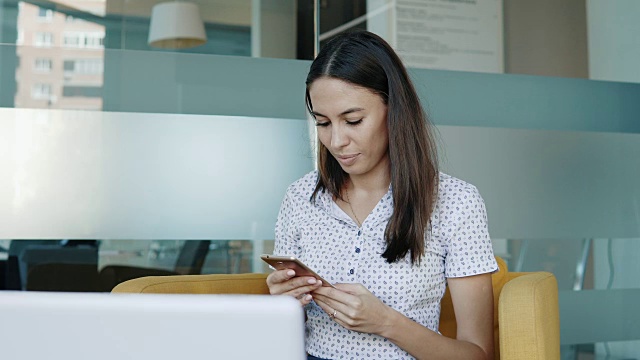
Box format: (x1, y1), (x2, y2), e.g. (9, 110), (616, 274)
(148, 2), (207, 49)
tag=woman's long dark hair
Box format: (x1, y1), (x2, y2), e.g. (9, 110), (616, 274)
(307, 30), (439, 265)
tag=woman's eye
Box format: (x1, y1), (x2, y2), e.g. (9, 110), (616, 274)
(315, 122), (330, 127)
(346, 119), (363, 126)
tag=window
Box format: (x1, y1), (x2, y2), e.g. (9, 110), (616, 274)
(32, 84), (52, 99)
(63, 33), (81, 47)
(63, 60), (75, 72)
(65, 15), (84, 23)
(34, 32), (54, 47)
(63, 85), (102, 98)
(84, 34), (104, 49)
(37, 7), (54, 22)
(63, 59), (104, 75)
(63, 32), (104, 49)
(34, 58), (53, 72)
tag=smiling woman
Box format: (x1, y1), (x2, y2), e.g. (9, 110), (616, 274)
(266, 30), (498, 360)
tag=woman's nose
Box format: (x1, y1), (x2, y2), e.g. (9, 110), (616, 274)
(331, 125), (349, 148)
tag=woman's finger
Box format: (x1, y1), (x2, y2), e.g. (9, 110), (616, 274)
(267, 269), (322, 296)
(312, 287), (352, 310)
(313, 297), (332, 317)
(281, 282), (322, 298)
(266, 269), (295, 287)
(314, 296), (346, 320)
(298, 293), (314, 306)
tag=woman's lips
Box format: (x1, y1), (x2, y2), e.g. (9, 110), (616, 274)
(336, 154), (359, 166)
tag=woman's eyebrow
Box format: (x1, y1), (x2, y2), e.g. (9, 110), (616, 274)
(312, 107), (365, 118)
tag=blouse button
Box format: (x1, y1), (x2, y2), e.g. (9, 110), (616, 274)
(357, 230), (361, 236)
(349, 269), (354, 275)
(355, 247), (361, 253)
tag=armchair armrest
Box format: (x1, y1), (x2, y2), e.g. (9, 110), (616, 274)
(499, 272), (560, 360)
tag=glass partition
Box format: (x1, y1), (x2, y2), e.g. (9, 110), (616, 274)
(0, 239), (270, 292)
(2, 4), (640, 358)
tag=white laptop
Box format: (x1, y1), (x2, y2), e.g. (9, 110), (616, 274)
(0, 291), (305, 360)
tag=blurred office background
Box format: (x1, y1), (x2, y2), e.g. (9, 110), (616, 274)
(1, 0), (639, 359)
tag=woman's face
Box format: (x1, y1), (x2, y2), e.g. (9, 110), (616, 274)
(308, 77), (389, 179)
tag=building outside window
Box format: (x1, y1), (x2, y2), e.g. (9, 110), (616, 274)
(31, 83), (52, 99)
(34, 58), (53, 72)
(63, 59), (103, 74)
(14, 1), (105, 110)
(63, 33), (81, 47)
(37, 7), (53, 22)
(84, 33), (104, 49)
(63, 32), (104, 49)
(34, 32), (54, 47)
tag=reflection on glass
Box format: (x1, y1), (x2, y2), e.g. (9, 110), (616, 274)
(0, 239), (269, 292)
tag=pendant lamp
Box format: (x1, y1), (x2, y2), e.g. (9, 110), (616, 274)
(148, 2), (207, 49)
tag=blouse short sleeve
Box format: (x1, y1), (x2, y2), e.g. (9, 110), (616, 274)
(444, 184), (498, 278)
(273, 190), (301, 257)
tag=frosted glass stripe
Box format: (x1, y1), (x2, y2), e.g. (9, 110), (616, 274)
(0, 109), (312, 240)
(1, 109), (638, 240)
(439, 126), (640, 239)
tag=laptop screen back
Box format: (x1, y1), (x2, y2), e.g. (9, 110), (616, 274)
(0, 291), (305, 360)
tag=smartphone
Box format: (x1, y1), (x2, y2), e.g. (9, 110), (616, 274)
(260, 254), (335, 288)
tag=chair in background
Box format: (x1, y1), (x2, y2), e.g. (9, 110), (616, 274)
(174, 240), (212, 275)
(5, 240), (52, 290)
(20, 243), (100, 292)
(99, 240), (211, 292)
(112, 256), (559, 360)
(513, 238), (591, 291)
(26, 263), (101, 292)
(0, 245), (7, 290)
(511, 238), (593, 360)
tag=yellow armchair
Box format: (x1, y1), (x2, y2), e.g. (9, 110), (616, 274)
(112, 256), (559, 360)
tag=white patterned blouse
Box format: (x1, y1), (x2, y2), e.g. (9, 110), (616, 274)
(274, 171), (498, 360)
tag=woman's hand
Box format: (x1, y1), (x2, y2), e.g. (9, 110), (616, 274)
(312, 283), (397, 335)
(266, 269), (323, 306)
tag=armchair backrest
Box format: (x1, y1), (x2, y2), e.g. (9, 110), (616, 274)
(112, 272), (269, 294)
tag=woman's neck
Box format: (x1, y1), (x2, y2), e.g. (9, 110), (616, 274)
(348, 162), (391, 195)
